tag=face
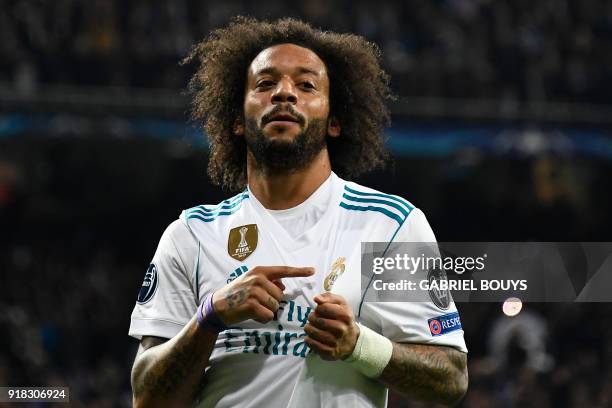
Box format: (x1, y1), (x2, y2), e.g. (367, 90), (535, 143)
(238, 43), (340, 172)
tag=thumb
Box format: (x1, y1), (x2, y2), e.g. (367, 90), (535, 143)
(314, 292), (332, 304)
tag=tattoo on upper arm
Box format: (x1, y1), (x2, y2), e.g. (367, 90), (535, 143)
(133, 335), (196, 398)
(379, 343), (467, 405)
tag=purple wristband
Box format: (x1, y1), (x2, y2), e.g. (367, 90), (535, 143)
(197, 292), (227, 332)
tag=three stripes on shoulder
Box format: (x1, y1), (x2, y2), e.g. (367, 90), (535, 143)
(339, 185), (414, 225)
(186, 191), (250, 223)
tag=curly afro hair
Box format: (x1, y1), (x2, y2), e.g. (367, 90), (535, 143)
(183, 16), (394, 192)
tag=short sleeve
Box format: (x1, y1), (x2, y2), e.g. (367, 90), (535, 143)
(128, 219), (200, 340)
(360, 208), (468, 353)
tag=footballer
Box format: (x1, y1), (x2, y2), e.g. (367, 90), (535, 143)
(129, 17), (468, 407)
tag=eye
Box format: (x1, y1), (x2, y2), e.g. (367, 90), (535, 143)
(256, 80), (275, 88)
(300, 82), (316, 90)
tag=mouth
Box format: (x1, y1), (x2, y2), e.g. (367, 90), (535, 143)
(265, 113), (301, 127)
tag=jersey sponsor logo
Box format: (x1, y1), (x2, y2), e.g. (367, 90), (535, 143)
(137, 263), (158, 304)
(427, 267), (450, 310)
(228, 224), (258, 261)
(227, 265), (249, 283)
(222, 326), (310, 358)
(428, 312), (462, 336)
(324, 257), (346, 291)
(220, 300), (313, 358)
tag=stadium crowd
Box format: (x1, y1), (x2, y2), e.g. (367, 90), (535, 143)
(1, 0), (612, 103)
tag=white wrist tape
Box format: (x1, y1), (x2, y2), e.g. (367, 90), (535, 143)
(344, 323), (393, 378)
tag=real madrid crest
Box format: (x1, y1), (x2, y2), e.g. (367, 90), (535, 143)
(228, 224), (258, 261)
(324, 257), (346, 291)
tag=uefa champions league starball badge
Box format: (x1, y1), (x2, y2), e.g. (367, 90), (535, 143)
(228, 224), (258, 261)
(324, 257), (346, 291)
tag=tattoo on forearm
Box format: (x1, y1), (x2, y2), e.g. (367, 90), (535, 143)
(379, 343), (468, 405)
(226, 288), (247, 308)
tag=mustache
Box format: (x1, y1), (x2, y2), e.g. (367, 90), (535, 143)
(261, 105), (306, 126)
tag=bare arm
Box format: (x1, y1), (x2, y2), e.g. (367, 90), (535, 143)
(130, 266), (314, 407)
(130, 316), (218, 407)
(304, 293), (468, 407)
(378, 342), (468, 406)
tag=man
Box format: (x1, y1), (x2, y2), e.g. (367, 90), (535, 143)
(129, 17), (468, 407)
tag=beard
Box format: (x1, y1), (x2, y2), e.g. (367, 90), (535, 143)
(244, 116), (328, 174)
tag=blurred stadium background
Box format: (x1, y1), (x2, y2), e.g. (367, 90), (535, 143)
(1, 1), (612, 406)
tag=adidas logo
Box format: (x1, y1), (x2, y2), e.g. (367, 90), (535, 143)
(227, 265), (248, 283)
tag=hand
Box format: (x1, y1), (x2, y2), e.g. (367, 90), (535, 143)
(213, 266), (314, 326)
(304, 292), (360, 361)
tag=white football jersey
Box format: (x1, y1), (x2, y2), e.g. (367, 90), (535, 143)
(129, 172), (467, 408)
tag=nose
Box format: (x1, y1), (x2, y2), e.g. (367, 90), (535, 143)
(271, 77), (298, 104)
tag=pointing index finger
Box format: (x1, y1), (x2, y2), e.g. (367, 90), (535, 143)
(260, 266), (315, 281)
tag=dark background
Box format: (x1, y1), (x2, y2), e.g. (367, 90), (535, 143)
(1, 1), (612, 407)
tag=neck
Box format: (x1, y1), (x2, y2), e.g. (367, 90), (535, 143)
(247, 148), (332, 210)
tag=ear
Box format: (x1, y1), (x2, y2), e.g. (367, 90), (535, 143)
(233, 117), (244, 136)
(327, 116), (341, 138)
